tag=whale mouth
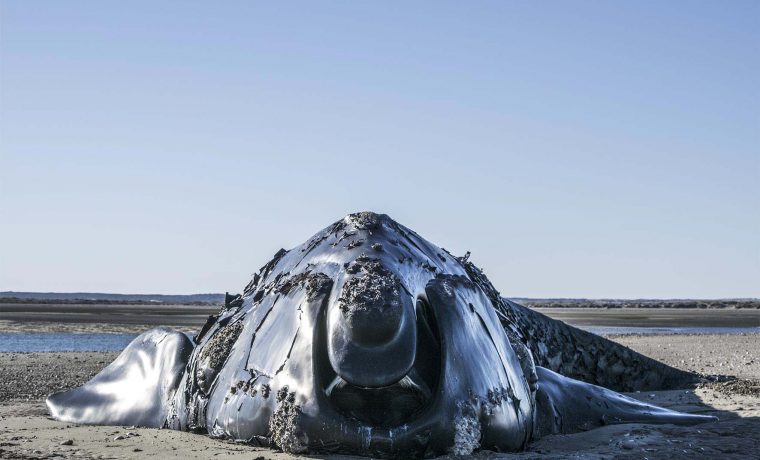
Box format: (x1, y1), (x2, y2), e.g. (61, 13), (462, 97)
(322, 298), (442, 427)
(324, 371), (432, 426)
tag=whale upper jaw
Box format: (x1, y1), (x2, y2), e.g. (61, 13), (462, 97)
(212, 212), (536, 455)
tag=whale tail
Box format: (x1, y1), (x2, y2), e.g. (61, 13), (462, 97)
(533, 366), (716, 438)
(46, 328), (194, 427)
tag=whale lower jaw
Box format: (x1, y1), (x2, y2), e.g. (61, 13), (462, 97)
(325, 370), (434, 427)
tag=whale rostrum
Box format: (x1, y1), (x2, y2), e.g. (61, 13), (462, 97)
(46, 212), (715, 457)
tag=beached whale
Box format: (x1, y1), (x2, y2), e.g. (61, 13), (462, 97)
(47, 212), (715, 456)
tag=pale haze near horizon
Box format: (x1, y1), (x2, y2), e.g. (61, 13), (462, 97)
(1, 1), (758, 298)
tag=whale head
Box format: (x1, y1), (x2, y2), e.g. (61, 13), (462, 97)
(173, 212), (534, 456)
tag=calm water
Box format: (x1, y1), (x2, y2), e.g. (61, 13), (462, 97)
(0, 327), (758, 352)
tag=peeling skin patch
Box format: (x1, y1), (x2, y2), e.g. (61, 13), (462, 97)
(435, 274), (475, 294)
(346, 239), (364, 249)
(333, 230), (357, 247)
(269, 386), (307, 453)
(450, 389), (527, 455)
(456, 255), (521, 334)
(186, 393), (208, 432)
(450, 401), (481, 455)
(339, 256), (401, 319)
(300, 220), (346, 257)
(223, 293), (244, 310)
(420, 261), (437, 273)
(275, 271), (310, 296)
(346, 211), (386, 231)
(303, 273), (332, 300)
(275, 271), (332, 302)
(195, 321), (244, 394)
(244, 249), (288, 297)
(274, 329), (299, 375)
(485, 387), (509, 415)
(507, 329), (538, 395)
(193, 314), (219, 343)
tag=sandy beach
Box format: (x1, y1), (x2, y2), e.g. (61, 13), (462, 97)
(0, 331), (757, 459)
(1, 305), (759, 458)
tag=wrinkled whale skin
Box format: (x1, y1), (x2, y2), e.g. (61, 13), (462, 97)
(47, 212), (715, 457)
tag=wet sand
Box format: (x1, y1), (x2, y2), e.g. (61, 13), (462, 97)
(0, 333), (758, 459)
(0, 303), (217, 334)
(536, 307), (760, 328)
(2, 303), (759, 334)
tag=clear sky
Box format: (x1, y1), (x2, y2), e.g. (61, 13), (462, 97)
(1, 1), (758, 298)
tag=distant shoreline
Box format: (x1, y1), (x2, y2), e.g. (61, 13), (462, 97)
(0, 291), (223, 304)
(0, 297), (218, 306)
(1, 293), (758, 309)
(514, 298), (760, 309)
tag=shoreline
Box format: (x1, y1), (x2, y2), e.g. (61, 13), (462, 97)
(2, 304), (759, 335)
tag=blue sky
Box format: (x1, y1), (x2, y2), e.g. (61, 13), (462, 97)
(1, 1), (758, 297)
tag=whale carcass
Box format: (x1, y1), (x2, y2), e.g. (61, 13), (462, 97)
(47, 212), (714, 457)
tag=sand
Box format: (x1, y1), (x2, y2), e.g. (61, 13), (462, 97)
(612, 333), (759, 381)
(0, 353), (118, 403)
(0, 333), (757, 459)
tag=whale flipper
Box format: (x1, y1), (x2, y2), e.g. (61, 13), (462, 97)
(46, 328), (194, 427)
(533, 366), (716, 438)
